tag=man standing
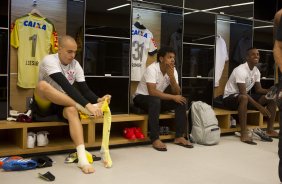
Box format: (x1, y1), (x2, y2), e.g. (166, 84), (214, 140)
(32, 35), (110, 174)
(273, 8), (282, 182)
(133, 46), (193, 151)
(223, 48), (278, 145)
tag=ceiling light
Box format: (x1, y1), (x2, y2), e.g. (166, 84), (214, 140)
(202, 5), (230, 12)
(184, 10), (199, 15)
(230, 2), (254, 7)
(254, 25), (274, 29)
(107, 3), (130, 11)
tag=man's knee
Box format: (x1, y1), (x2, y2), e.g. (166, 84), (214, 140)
(63, 106), (78, 119)
(238, 94), (248, 104)
(36, 81), (51, 92)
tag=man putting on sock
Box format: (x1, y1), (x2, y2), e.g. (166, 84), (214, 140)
(32, 35), (111, 174)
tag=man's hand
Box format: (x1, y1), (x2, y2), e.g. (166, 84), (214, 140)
(85, 103), (103, 118)
(166, 64), (174, 78)
(98, 94), (112, 104)
(172, 95), (187, 105)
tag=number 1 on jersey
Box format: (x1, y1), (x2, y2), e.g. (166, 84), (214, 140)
(29, 34), (38, 57)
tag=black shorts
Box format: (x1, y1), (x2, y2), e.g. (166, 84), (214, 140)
(223, 93), (263, 110)
(31, 95), (67, 122)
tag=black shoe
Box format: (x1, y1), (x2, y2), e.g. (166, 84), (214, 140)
(266, 86), (277, 100)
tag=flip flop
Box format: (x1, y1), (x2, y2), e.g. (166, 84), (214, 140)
(175, 142), (194, 148)
(242, 140), (257, 145)
(269, 135), (279, 139)
(38, 171), (55, 181)
(152, 146), (167, 152)
(65, 152), (101, 163)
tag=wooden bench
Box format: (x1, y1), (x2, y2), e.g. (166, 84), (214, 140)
(0, 113), (175, 156)
(213, 108), (280, 133)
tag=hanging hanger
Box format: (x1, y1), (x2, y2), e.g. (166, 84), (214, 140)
(30, 0), (43, 17)
(134, 13), (146, 29)
(30, 8), (43, 17)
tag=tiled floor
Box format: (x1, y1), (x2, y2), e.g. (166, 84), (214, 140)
(0, 135), (280, 184)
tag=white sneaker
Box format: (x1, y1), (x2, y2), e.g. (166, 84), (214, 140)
(27, 132), (36, 148)
(37, 131), (49, 147)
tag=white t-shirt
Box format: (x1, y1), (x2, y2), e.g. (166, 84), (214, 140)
(131, 25), (157, 81)
(215, 35), (229, 87)
(223, 62), (261, 98)
(39, 53), (85, 93)
(135, 62), (178, 96)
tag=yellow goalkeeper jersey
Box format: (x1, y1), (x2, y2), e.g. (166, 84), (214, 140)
(11, 13), (58, 88)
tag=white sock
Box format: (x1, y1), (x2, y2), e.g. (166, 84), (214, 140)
(76, 144), (90, 167)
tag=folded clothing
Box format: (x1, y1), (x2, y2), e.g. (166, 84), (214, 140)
(0, 156), (23, 168)
(2, 159), (37, 171)
(31, 156), (53, 168)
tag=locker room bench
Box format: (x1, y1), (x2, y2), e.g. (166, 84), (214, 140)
(213, 108), (280, 133)
(0, 113), (175, 156)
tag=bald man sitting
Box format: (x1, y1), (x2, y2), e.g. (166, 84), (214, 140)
(32, 35), (111, 174)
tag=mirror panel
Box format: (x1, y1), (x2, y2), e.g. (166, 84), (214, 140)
(67, 0), (85, 63)
(85, 77), (129, 114)
(84, 37), (130, 76)
(182, 78), (213, 105)
(254, 0), (277, 21)
(85, 0), (131, 76)
(85, 0), (131, 38)
(253, 20), (274, 80)
(183, 11), (215, 78)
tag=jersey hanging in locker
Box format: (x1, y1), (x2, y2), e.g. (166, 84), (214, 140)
(11, 13), (58, 88)
(131, 23), (157, 81)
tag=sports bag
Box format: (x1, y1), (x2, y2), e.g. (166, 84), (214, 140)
(191, 101), (220, 145)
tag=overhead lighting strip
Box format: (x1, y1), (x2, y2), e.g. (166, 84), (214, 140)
(107, 3), (130, 11)
(202, 5), (230, 12)
(254, 25), (274, 29)
(230, 2), (254, 7)
(184, 1), (254, 15)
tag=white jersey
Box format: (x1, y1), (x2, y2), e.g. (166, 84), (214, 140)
(223, 62), (260, 98)
(135, 62), (178, 96)
(131, 24), (157, 81)
(39, 53), (85, 93)
(215, 35), (228, 87)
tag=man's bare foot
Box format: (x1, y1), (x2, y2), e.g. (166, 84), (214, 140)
(152, 139), (167, 151)
(174, 137), (193, 148)
(94, 101), (104, 108)
(240, 132), (257, 145)
(78, 164), (95, 174)
(266, 130), (279, 138)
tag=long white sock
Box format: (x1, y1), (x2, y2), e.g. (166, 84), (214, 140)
(76, 144), (89, 167)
